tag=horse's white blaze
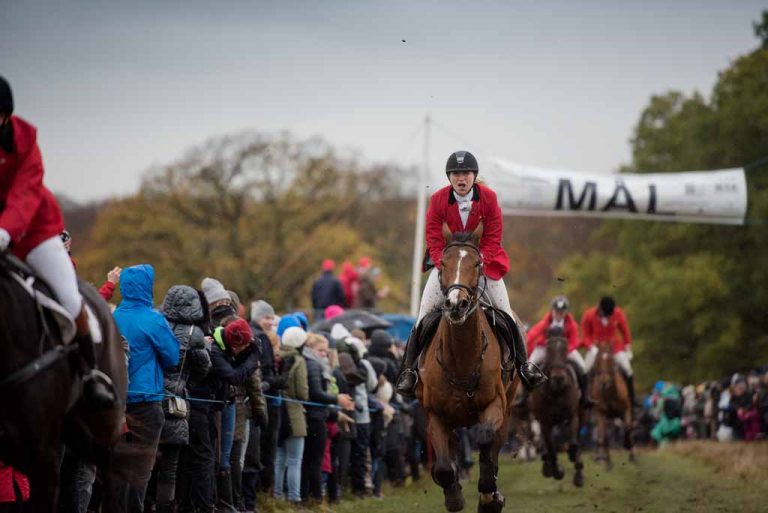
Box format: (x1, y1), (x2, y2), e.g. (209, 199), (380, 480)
(448, 249), (468, 306)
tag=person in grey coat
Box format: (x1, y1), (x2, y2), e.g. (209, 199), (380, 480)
(152, 285), (212, 513)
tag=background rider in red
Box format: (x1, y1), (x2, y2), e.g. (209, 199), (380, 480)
(0, 75), (115, 408)
(396, 150), (546, 396)
(581, 296), (637, 406)
(524, 295), (592, 408)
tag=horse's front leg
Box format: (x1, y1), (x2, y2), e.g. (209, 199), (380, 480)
(476, 395), (507, 513)
(428, 413), (464, 512)
(624, 407), (636, 463)
(568, 409), (584, 488)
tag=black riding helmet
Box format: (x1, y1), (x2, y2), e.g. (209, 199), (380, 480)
(0, 76), (13, 116)
(445, 151), (479, 176)
(599, 296), (615, 317)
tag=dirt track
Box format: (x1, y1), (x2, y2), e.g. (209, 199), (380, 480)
(318, 443), (768, 513)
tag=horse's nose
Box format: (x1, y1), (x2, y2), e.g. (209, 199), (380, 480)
(443, 298), (452, 310)
(459, 298), (469, 311)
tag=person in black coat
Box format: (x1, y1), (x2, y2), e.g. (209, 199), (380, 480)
(300, 334), (354, 504)
(153, 285), (212, 513)
(310, 260), (347, 321)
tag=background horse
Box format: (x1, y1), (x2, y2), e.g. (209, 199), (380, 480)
(591, 341), (635, 469)
(417, 224), (518, 513)
(0, 261), (127, 512)
(528, 332), (584, 487)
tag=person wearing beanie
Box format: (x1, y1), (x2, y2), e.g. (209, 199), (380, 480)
(310, 259), (347, 322)
(275, 327), (309, 504)
(368, 329), (400, 385)
(201, 277), (236, 327)
(246, 299), (281, 500)
(208, 318), (262, 512)
(277, 314), (302, 338)
(324, 304), (345, 320)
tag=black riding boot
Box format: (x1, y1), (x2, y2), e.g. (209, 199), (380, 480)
(75, 307), (118, 410)
(395, 328), (421, 398)
(512, 331), (547, 390)
(626, 375), (640, 408)
(577, 371), (594, 409)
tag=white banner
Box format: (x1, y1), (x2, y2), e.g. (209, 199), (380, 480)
(489, 159), (748, 225)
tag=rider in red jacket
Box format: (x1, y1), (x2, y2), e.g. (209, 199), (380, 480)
(0, 76), (115, 408)
(581, 296), (637, 406)
(396, 151), (545, 397)
(524, 296), (592, 407)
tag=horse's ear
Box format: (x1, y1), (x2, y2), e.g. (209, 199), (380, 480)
(471, 222), (484, 245)
(442, 223), (452, 244)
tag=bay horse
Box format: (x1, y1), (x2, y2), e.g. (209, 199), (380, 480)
(590, 341), (635, 469)
(528, 331), (584, 487)
(0, 257), (127, 512)
(417, 224), (518, 513)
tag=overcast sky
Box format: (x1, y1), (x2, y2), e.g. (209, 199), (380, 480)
(1, 1), (765, 201)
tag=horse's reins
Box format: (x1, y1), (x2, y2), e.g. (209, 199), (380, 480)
(435, 240), (490, 397)
(437, 241), (486, 320)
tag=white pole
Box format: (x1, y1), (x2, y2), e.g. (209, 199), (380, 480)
(410, 115), (430, 317)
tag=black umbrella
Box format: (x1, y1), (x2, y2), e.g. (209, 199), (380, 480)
(310, 309), (392, 335)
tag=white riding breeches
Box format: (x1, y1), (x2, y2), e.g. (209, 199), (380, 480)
(25, 235), (83, 318)
(584, 346), (632, 376)
(530, 345), (546, 366)
(614, 351), (633, 377)
(417, 269), (515, 323)
(530, 346), (586, 374)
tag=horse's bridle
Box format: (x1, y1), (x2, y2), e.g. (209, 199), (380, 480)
(438, 241), (485, 319)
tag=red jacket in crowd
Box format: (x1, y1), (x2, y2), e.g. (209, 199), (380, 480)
(580, 306), (632, 353)
(526, 311), (581, 355)
(0, 116), (64, 259)
(425, 183), (510, 281)
(0, 463), (29, 503)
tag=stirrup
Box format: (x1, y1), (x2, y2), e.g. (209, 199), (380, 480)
(519, 361), (547, 390)
(83, 369), (118, 409)
(396, 369), (419, 397)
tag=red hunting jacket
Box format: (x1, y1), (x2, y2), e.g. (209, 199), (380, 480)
(526, 311), (581, 355)
(0, 116), (64, 259)
(425, 183), (510, 281)
(580, 306), (632, 353)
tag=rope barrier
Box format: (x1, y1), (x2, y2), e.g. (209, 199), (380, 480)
(126, 389), (393, 412)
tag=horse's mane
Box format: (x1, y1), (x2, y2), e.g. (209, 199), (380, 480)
(450, 231), (476, 245)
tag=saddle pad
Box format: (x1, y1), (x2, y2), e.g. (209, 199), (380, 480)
(9, 272), (77, 344)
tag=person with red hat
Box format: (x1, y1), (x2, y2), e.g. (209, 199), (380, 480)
(208, 318), (263, 511)
(310, 258), (346, 322)
(396, 150), (546, 397)
(0, 75), (115, 409)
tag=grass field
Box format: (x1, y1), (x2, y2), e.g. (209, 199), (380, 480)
(259, 441), (768, 513)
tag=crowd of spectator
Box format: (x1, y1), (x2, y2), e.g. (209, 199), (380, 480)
(636, 369), (768, 446)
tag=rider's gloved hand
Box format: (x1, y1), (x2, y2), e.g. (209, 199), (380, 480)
(0, 228), (10, 251)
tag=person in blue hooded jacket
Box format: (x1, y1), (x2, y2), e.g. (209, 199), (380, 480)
(113, 264), (179, 512)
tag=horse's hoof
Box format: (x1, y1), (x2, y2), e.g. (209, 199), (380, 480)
(478, 492), (505, 513)
(542, 462), (553, 478)
(444, 483), (465, 512)
(553, 464), (565, 480)
(573, 472), (584, 488)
